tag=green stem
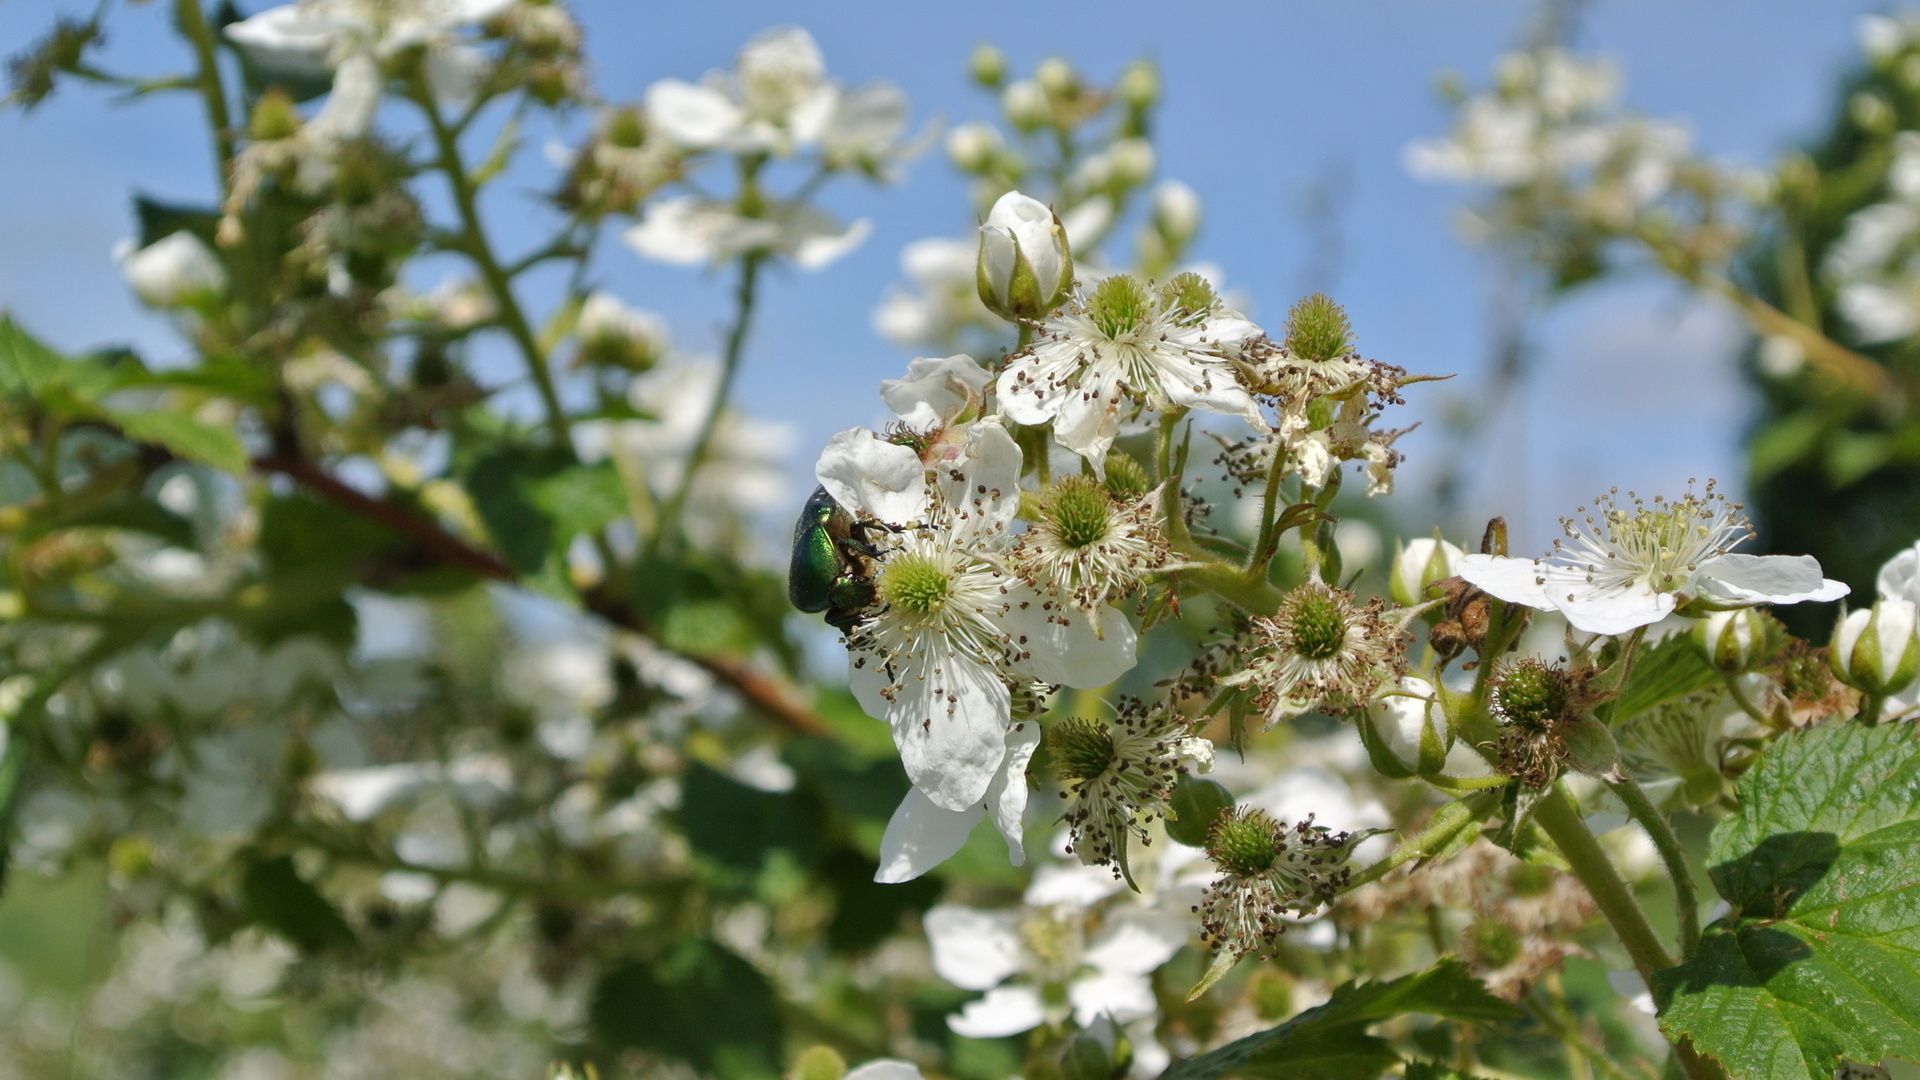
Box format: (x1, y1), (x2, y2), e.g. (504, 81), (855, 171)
(1862, 692), (1886, 725)
(650, 252), (764, 555)
(173, 0), (234, 181)
(1610, 772), (1701, 960)
(415, 80), (571, 446)
(1532, 786), (1674, 983)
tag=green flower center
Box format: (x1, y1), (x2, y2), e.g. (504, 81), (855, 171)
(1284, 292), (1353, 361)
(1049, 717), (1115, 781)
(1087, 274), (1153, 339)
(1045, 475), (1114, 549)
(877, 552), (951, 615)
(1158, 271), (1218, 325)
(1102, 452), (1153, 501)
(1493, 660), (1569, 730)
(1285, 590), (1348, 660)
(1207, 808), (1281, 876)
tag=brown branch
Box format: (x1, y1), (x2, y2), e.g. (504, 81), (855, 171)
(251, 453), (831, 738)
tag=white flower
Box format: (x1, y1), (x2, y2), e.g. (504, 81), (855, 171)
(877, 353), (992, 430)
(644, 27), (835, 155)
(1878, 538), (1920, 604)
(1222, 579), (1409, 727)
(924, 897), (1189, 1040)
(814, 422), (1135, 876)
(1456, 486), (1848, 636)
(623, 194), (869, 269)
(115, 231), (227, 309)
(1151, 179), (1202, 247)
(576, 291), (668, 369)
(1390, 537), (1463, 607)
(225, 0), (512, 139)
(843, 1062), (924, 1080)
(998, 272), (1266, 475)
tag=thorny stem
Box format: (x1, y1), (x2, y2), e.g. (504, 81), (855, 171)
(650, 251), (765, 556)
(415, 79), (572, 446)
(1610, 771), (1701, 960)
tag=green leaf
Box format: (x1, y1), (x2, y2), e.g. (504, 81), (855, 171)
(1611, 632), (1719, 722)
(820, 847), (941, 952)
(45, 494), (196, 548)
(1164, 960), (1519, 1080)
(132, 194), (220, 250)
(1654, 722), (1920, 1080)
(464, 444), (572, 576)
(0, 316), (65, 396)
(109, 409), (249, 473)
(1750, 411), (1826, 483)
(678, 761), (823, 873)
(527, 462), (627, 541)
(241, 855), (356, 953)
(590, 939), (783, 1078)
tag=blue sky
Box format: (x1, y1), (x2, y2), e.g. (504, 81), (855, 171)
(0, 0), (1890, 555)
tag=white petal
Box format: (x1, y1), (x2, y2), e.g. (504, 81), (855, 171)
(1454, 553), (1552, 608)
(1550, 573), (1675, 636)
(1023, 862), (1126, 908)
(939, 421), (1023, 542)
(1878, 541), (1920, 603)
(1003, 593), (1137, 688)
(879, 354), (992, 428)
(1060, 195), (1114, 253)
(994, 349), (1077, 427)
(923, 904), (1024, 990)
(622, 196), (722, 265)
(1085, 906), (1190, 976)
(792, 217), (872, 270)
(645, 79), (744, 149)
(424, 43), (489, 112)
(1067, 969), (1156, 1026)
(309, 49), (383, 141)
(814, 428), (927, 525)
(875, 788), (981, 884)
(844, 1062), (923, 1080)
(985, 721), (1041, 866)
(889, 651), (1011, 812)
(223, 6), (340, 79)
(1693, 553), (1849, 606)
(949, 985), (1047, 1038)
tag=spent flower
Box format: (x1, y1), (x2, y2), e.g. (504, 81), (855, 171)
(1195, 808), (1366, 960)
(1050, 700), (1214, 877)
(1221, 579), (1410, 727)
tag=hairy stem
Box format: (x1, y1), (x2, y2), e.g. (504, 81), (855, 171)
(1610, 771), (1701, 959)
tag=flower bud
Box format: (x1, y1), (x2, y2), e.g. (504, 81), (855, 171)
(969, 42), (1006, 87)
(1117, 59), (1160, 112)
(1390, 537), (1463, 607)
(1359, 676), (1452, 779)
(115, 231), (227, 309)
(1151, 180), (1201, 249)
(577, 291), (669, 372)
(945, 121), (1002, 174)
(1001, 79), (1048, 131)
(1692, 608), (1782, 674)
(1108, 137), (1156, 187)
(977, 190), (1073, 322)
(1831, 599), (1920, 696)
(1561, 715), (1622, 779)
(1035, 56), (1076, 97)
(792, 1046), (846, 1080)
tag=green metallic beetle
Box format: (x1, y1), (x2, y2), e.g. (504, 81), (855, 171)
(788, 485), (883, 634)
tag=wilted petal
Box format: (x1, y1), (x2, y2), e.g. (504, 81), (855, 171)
(948, 984), (1047, 1038)
(875, 787), (982, 884)
(815, 427), (926, 525)
(923, 904), (1024, 990)
(1694, 553), (1848, 606)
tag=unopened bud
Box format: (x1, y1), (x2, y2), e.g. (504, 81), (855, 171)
(115, 231), (228, 309)
(1692, 608), (1782, 674)
(1831, 599), (1920, 696)
(945, 121), (1002, 174)
(1035, 56), (1076, 97)
(1108, 137), (1156, 187)
(977, 189), (1073, 322)
(1117, 59), (1160, 111)
(1151, 180), (1201, 249)
(577, 291), (668, 372)
(1359, 675), (1452, 779)
(969, 42), (1007, 87)
(1561, 715), (1621, 779)
(1390, 537), (1463, 607)
(1002, 79), (1048, 131)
